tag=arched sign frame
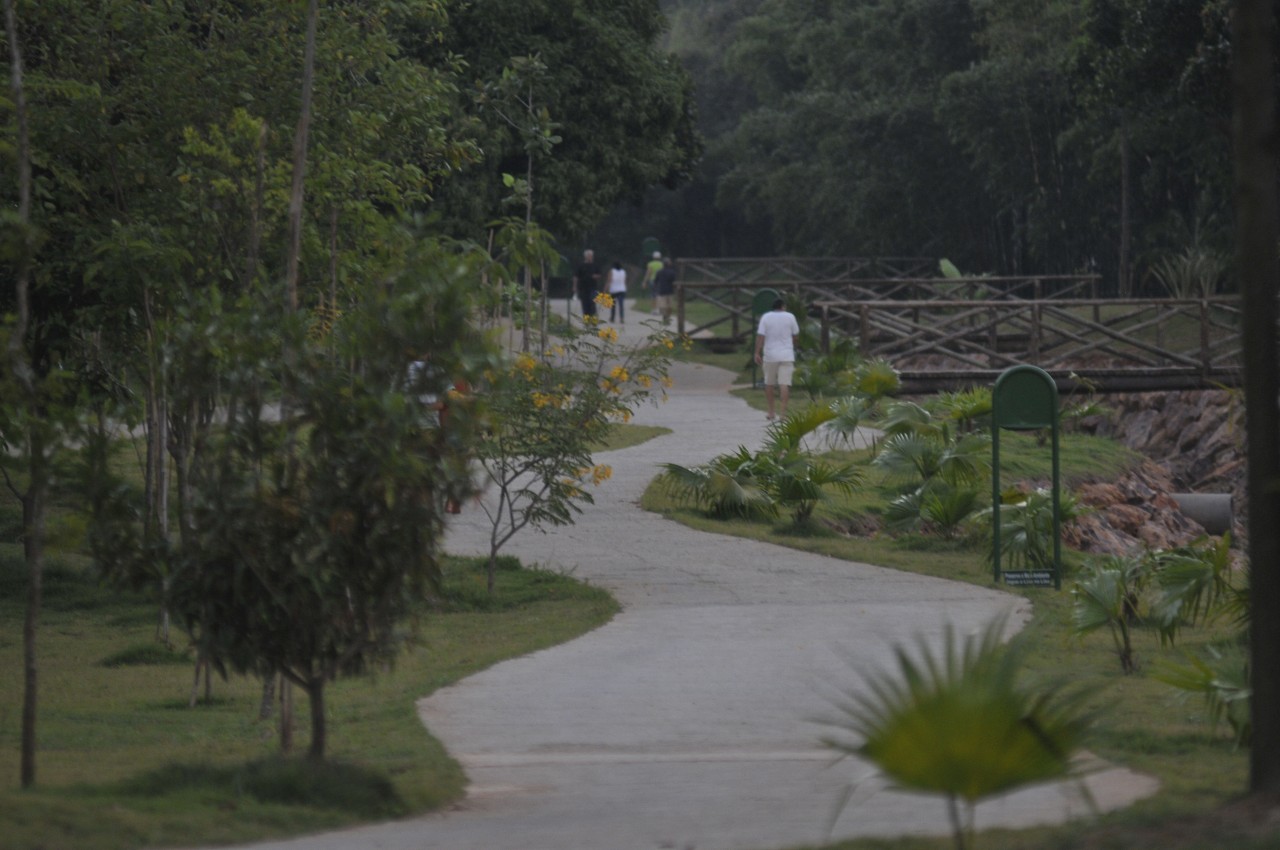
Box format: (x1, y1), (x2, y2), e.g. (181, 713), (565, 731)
(991, 365), (1062, 589)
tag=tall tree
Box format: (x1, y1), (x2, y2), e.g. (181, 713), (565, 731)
(1233, 0), (1280, 793)
(422, 0), (701, 241)
(2, 0), (45, 789)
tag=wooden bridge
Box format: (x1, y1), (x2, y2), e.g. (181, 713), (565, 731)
(672, 259), (1243, 394)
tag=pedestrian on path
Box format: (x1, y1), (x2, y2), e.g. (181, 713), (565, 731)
(652, 257), (677, 325)
(754, 297), (800, 420)
(641, 250), (663, 290)
(608, 261), (628, 323)
(574, 249), (602, 319)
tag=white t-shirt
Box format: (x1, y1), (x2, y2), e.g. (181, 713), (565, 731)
(608, 267), (627, 294)
(756, 309), (800, 362)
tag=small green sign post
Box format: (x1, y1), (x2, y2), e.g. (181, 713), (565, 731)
(991, 365), (1062, 589)
(750, 288), (781, 389)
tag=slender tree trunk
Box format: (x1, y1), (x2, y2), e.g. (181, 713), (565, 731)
(1118, 122), (1132, 296)
(280, 676), (294, 754)
(5, 0), (43, 790)
(307, 678), (326, 760)
(1233, 0), (1280, 794)
(276, 0), (319, 753)
(284, 0), (319, 314)
(244, 120), (268, 293)
(259, 674), (276, 721)
(21, 436), (46, 789)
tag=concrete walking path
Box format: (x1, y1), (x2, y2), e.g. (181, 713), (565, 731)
(235, 311), (1158, 850)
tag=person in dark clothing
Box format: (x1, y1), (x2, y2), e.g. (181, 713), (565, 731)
(652, 257), (677, 325)
(574, 249), (602, 319)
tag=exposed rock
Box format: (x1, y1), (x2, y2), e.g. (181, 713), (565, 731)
(1064, 459), (1211, 557)
(1078, 388), (1246, 547)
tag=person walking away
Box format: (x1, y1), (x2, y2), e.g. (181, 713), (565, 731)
(753, 298), (800, 420)
(574, 249), (602, 319)
(642, 250), (663, 291)
(652, 257), (677, 325)
(608, 261), (628, 323)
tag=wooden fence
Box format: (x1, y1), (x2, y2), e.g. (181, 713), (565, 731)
(815, 297), (1244, 392)
(673, 271), (1101, 343)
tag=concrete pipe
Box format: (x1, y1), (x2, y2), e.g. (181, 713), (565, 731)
(1171, 493), (1234, 535)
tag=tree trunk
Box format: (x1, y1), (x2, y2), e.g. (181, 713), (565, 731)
(5, 0), (43, 790)
(1118, 121), (1132, 297)
(307, 678), (326, 760)
(20, 436), (46, 789)
(1233, 0), (1280, 794)
(280, 676), (294, 755)
(284, 0), (319, 314)
(259, 674), (275, 721)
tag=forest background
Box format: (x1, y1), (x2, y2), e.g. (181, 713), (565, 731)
(603, 0), (1246, 298)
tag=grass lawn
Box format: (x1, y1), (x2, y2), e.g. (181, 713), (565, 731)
(642, 424), (1274, 850)
(0, 421), (675, 850)
(0, 551), (618, 850)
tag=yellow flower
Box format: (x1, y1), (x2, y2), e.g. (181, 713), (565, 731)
(598, 326), (619, 343)
(661, 375), (674, 389)
(636, 374), (652, 388)
(595, 292), (614, 309)
(662, 337), (675, 350)
(514, 353), (537, 377)
(609, 365), (629, 382)
(591, 464), (613, 485)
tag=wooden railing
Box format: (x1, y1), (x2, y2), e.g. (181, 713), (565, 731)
(816, 297), (1244, 392)
(673, 272), (1101, 343)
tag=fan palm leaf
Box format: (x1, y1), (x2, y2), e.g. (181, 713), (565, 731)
(822, 619), (1093, 848)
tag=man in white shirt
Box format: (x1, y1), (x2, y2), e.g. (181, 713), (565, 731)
(753, 298), (800, 421)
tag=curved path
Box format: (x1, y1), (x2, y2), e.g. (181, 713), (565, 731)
(240, 316), (1157, 850)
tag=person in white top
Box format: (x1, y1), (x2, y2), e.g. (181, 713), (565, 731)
(753, 298), (801, 420)
(607, 261), (628, 323)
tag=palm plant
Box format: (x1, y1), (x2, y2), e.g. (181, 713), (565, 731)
(759, 450), (862, 525)
(873, 411), (990, 538)
(1149, 534), (1240, 644)
(821, 618), (1094, 850)
(761, 406), (863, 525)
(1155, 644), (1251, 746)
(851, 357), (900, 401)
(1151, 246), (1227, 298)
(1071, 555), (1149, 674)
(793, 337), (861, 400)
(934, 387), (992, 433)
(823, 396), (875, 449)
(985, 488), (1081, 573)
(659, 446), (776, 519)
(660, 405), (865, 524)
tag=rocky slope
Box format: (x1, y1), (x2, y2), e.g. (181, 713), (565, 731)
(1069, 388), (1244, 554)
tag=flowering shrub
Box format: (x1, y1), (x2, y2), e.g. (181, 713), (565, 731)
(472, 308), (682, 591)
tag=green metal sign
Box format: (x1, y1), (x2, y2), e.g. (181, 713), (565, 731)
(991, 365), (1062, 589)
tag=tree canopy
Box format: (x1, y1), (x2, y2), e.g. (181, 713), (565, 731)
(607, 0), (1266, 290)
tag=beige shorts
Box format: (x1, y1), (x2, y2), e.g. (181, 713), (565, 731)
(763, 360), (794, 387)
(654, 294), (672, 312)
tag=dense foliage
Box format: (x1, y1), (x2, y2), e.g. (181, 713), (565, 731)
(603, 0), (1267, 292)
(1, 0), (695, 765)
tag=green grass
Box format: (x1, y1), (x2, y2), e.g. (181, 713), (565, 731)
(0, 550), (618, 850)
(643, 434), (1269, 850)
(597, 423), (672, 451)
